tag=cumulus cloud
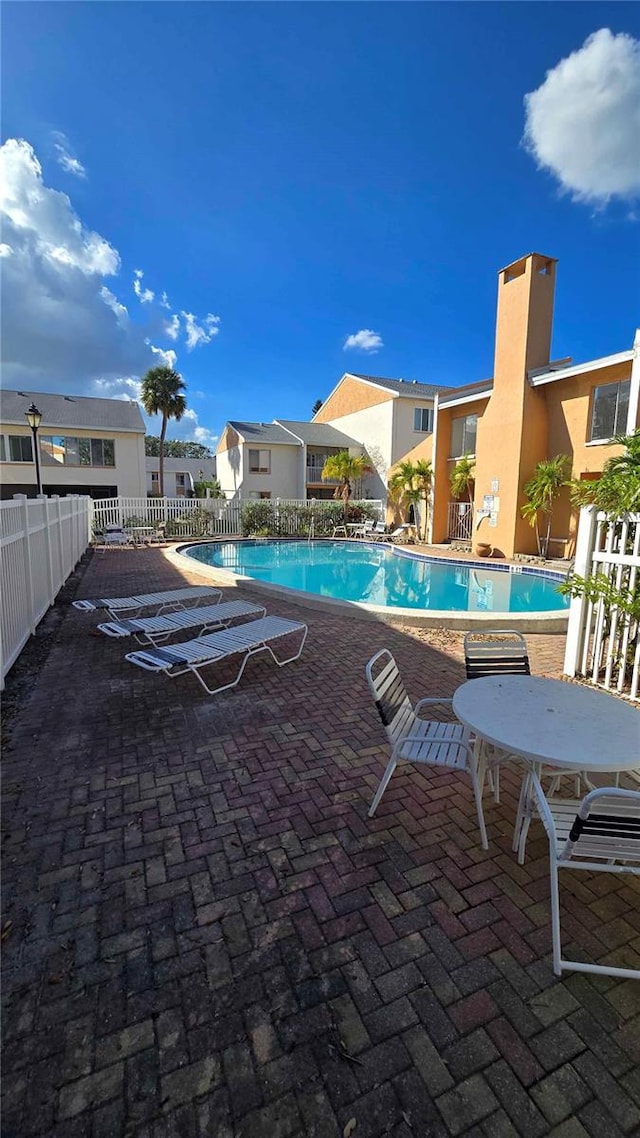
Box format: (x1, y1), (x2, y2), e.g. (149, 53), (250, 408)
(160, 291), (171, 309)
(523, 29), (640, 206)
(133, 268), (154, 304)
(343, 328), (384, 353)
(52, 131), (87, 179)
(164, 313), (180, 340)
(0, 137), (220, 447)
(182, 311), (221, 350)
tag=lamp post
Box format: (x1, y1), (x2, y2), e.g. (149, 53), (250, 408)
(25, 402), (43, 496)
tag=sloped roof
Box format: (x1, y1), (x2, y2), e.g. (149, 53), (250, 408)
(349, 374), (444, 399)
(0, 388), (145, 432)
(228, 421), (301, 445)
(275, 419), (360, 447)
(438, 378), (494, 406)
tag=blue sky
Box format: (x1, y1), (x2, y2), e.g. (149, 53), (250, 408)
(2, 2), (639, 448)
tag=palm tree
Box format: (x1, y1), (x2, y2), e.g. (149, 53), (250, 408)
(569, 429), (640, 516)
(521, 455), (570, 558)
(388, 458), (433, 541)
(450, 455), (475, 503)
(321, 451), (372, 522)
(312, 399), (323, 416)
(140, 367), (187, 497)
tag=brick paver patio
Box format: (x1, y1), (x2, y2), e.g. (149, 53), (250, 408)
(2, 546), (639, 1138)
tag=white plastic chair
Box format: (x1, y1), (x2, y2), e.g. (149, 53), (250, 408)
(529, 774), (640, 980)
(366, 649), (488, 849)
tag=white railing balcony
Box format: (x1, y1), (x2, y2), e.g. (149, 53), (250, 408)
(306, 466), (338, 484)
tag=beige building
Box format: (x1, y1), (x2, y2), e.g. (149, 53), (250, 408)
(0, 389), (146, 499)
(391, 253), (640, 558)
(145, 456), (218, 498)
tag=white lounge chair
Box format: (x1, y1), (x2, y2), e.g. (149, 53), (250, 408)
(97, 599), (267, 645)
(367, 521), (389, 541)
(352, 519), (375, 539)
(73, 586), (221, 620)
(366, 649), (488, 849)
(125, 615), (308, 695)
(530, 775), (640, 980)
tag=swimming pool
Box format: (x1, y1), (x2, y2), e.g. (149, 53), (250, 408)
(182, 539), (569, 616)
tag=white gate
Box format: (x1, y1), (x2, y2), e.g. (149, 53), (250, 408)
(563, 507), (639, 701)
(447, 501), (473, 542)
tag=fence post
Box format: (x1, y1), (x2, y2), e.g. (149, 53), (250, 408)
(563, 505), (598, 678)
(16, 496), (37, 634)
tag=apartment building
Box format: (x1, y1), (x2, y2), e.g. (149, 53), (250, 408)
(145, 456), (218, 497)
(0, 389), (146, 499)
(391, 253), (640, 558)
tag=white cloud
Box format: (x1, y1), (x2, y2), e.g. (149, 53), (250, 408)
(146, 341), (178, 369)
(164, 313), (180, 340)
(99, 286), (128, 327)
(0, 243), (13, 257)
(160, 291), (171, 309)
(182, 311), (221, 350)
(523, 29), (640, 206)
(52, 131), (87, 179)
(343, 328), (384, 353)
(133, 268), (154, 304)
(94, 376), (142, 402)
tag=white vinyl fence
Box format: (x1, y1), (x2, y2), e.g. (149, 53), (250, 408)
(564, 507), (640, 701)
(1, 494), (91, 688)
(91, 497), (384, 538)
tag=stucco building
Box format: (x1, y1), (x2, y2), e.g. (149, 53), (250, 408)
(0, 389), (146, 499)
(145, 456), (218, 498)
(391, 252), (639, 558)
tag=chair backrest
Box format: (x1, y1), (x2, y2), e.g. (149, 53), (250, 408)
(361, 519), (375, 533)
(366, 649), (417, 746)
(372, 521), (387, 534)
(463, 629), (530, 679)
(530, 775), (640, 866)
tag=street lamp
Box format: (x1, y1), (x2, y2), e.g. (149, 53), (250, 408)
(25, 402), (43, 495)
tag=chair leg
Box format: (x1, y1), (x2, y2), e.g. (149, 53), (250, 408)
(368, 757), (397, 817)
(468, 761), (489, 851)
(549, 858), (562, 977)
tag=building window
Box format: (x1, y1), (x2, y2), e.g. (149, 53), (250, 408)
(151, 472), (160, 493)
(5, 435), (34, 462)
(39, 435), (115, 467)
(175, 473), (187, 497)
(589, 380), (630, 442)
(248, 448), (271, 474)
(450, 413), (478, 458)
(413, 407), (434, 433)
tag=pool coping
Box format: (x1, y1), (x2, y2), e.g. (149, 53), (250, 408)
(168, 538), (570, 632)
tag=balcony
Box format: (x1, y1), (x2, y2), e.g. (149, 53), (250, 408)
(306, 465), (338, 485)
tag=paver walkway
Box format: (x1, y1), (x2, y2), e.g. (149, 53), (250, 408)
(2, 547), (639, 1138)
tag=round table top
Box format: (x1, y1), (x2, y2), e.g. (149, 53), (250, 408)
(452, 675), (639, 772)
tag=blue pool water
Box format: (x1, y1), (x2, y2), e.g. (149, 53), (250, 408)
(183, 540), (569, 614)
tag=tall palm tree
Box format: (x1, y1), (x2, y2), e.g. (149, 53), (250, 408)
(521, 455), (570, 558)
(321, 451), (372, 522)
(312, 399), (323, 416)
(140, 367), (187, 497)
(450, 455), (475, 503)
(388, 458), (433, 541)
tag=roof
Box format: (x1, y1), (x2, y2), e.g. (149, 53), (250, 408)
(227, 421), (301, 445)
(438, 378), (494, 407)
(0, 389), (145, 432)
(275, 419), (360, 447)
(348, 374), (443, 399)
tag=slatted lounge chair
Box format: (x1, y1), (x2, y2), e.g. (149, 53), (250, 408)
(125, 615), (308, 695)
(366, 649), (488, 849)
(388, 525), (413, 544)
(352, 519), (375, 539)
(368, 521), (389, 541)
(529, 775), (640, 979)
(73, 586), (221, 620)
(97, 599), (266, 645)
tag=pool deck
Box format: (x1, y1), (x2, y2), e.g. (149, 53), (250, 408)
(2, 545), (639, 1138)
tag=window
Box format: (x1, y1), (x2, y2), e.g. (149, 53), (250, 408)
(450, 413), (478, 458)
(175, 473), (187, 497)
(248, 448), (271, 474)
(413, 407), (434, 433)
(7, 435), (33, 462)
(151, 472), (160, 493)
(40, 435), (115, 466)
(589, 380), (630, 442)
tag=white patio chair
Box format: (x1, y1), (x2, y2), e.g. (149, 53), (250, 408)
(125, 615), (308, 696)
(97, 599), (266, 645)
(388, 524), (413, 544)
(368, 521), (389, 541)
(366, 649), (488, 849)
(73, 585), (221, 620)
(529, 774), (640, 980)
(463, 630), (530, 680)
(352, 519), (375, 539)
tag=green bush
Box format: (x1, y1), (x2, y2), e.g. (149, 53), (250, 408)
(240, 500), (379, 537)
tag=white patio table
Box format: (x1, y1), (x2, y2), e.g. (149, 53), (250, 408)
(452, 675), (640, 860)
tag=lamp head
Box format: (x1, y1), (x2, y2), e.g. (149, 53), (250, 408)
(25, 402), (42, 431)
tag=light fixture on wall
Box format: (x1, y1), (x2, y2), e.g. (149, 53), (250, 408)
(25, 402), (43, 495)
